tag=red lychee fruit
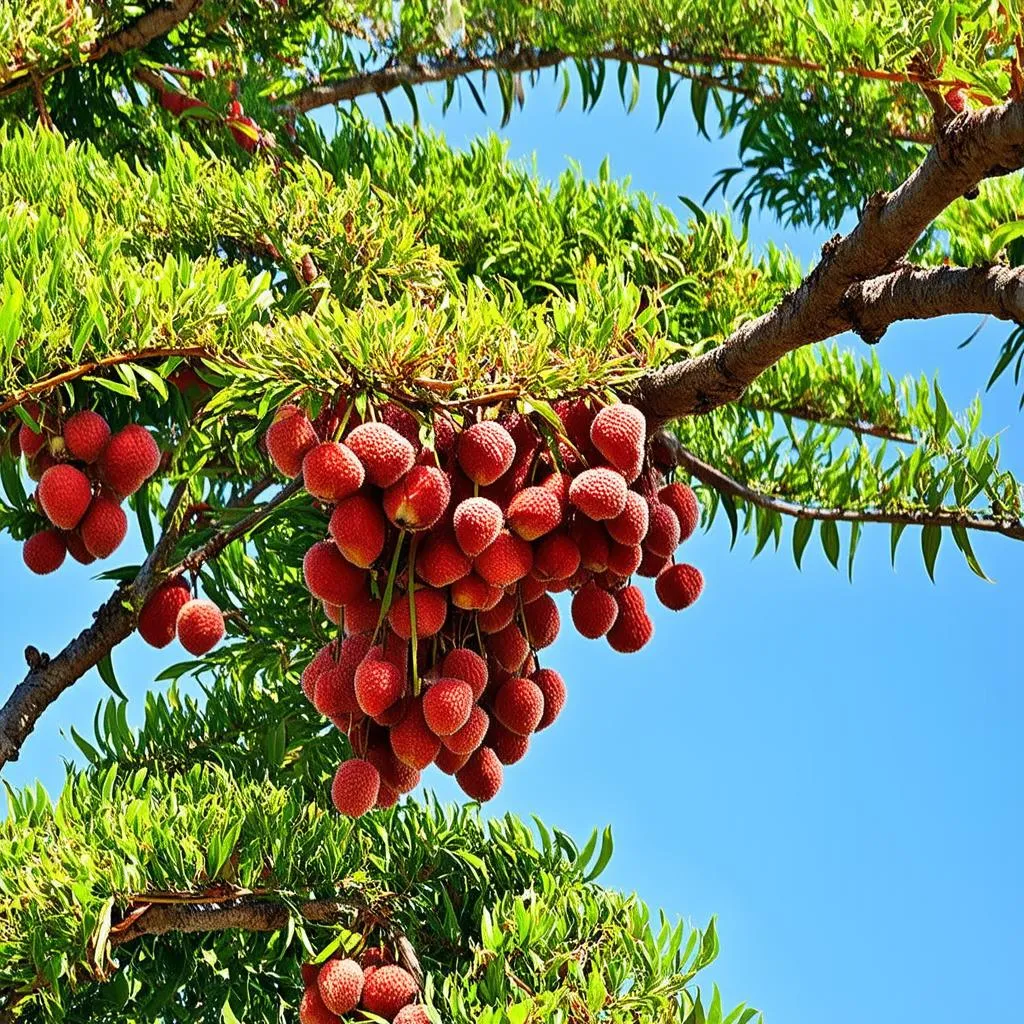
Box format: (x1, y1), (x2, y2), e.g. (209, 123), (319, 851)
(302, 441), (364, 502)
(299, 986), (340, 1024)
(361, 965), (418, 1020)
(303, 540), (366, 605)
(38, 464), (92, 529)
(376, 782), (399, 808)
(539, 471), (572, 511)
(315, 639), (369, 718)
(383, 465), (451, 531)
(390, 699), (441, 769)
(450, 573), (502, 611)
(606, 586), (654, 653)
(487, 622), (529, 674)
(62, 410), (110, 464)
(658, 482), (700, 541)
(646, 499), (681, 557)
(590, 403), (646, 481)
(366, 742), (421, 794)
(553, 397), (600, 470)
(606, 490), (649, 546)
(455, 746), (504, 801)
(346, 422), (415, 487)
(301, 963), (319, 987)
(475, 529), (533, 586)
(99, 425), (161, 497)
(329, 494), (385, 568)
(533, 668), (566, 730)
(19, 420), (47, 459)
(570, 582), (618, 639)
(606, 541), (642, 578)
(381, 402), (421, 445)
(457, 421), (516, 485)
(323, 601), (342, 625)
(64, 530), (96, 565)
(439, 648), (488, 700)
(493, 676), (544, 735)
(22, 529), (66, 575)
(331, 758), (381, 817)
(442, 704), (489, 755)
(434, 745), (470, 775)
(354, 656), (403, 718)
(571, 518), (610, 572)
(519, 574), (547, 604)
(343, 588), (382, 634)
(79, 496), (128, 558)
(361, 947), (394, 969)
(318, 958), (363, 1015)
(533, 531), (581, 581)
(452, 497), (504, 557)
(506, 486), (562, 540)
(477, 594), (516, 633)
(486, 720), (530, 765)
(433, 410), (457, 456)
(394, 1006), (432, 1024)
(422, 678), (473, 736)
(637, 546), (669, 578)
(569, 467), (628, 521)
(523, 593), (560, 649)
(388, 587), (447, 640)
(176, 599), (225, 655)
(655, 562), (704, 610)
(416, 529), (471, 588)
(265, 405), (318, 479)
(138, 577), (191, 648)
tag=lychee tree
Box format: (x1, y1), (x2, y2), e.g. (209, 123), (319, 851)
(2, 1), (1024, 1021)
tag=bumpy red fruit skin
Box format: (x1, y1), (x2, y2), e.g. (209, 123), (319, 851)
(456, 746), (504, 801)
(301, 963), (319, 988)
(366, 742), (421, 794)
(331, 759), (381, 817)
(376, 782), (399, 808)
(304, 540), (365, 605)
(434, 745), (470, 775)
(383, 465), (451, 529)
(315, 651), (363, 718)
(506, 486), (562, 540)
(553, 398), (600, 470)
(590, 403), (646, 481)
(394, 1006), (432, 1024)
(343, 588), (382, 634)
(606, 490), (650, 546)
(346, 422), (415, 487)
(493, 676), (545, 735)
(302, 442), (364, 502)
(99, 425), (161, 497)
(656, 562), (705, 610)
(475, 530), (533, 586)
(646, 500), (681, 557)
(539, 471), (572, 511)
(64, 530), (96, 565)
(533, 531), (581, 581)
(519, 573), (548, 604)
(439, 648), (488, 700)
(381, 402), (421, 445)
(606, 541), (642, 578)
(637, 546), (669, 578)
(533, 668), (566, 730)
(659, 483), (700, 541)
(266, 405), (318, 479)
(422, 678), (473, 736)
(38, 464), (92, 529)
(450, 573), (501, 611)
(361, 965), (418, 1020)
(318, 958), (364, 1015)
(299, 986), (341, 1024)
(486, 720), (530, 765)
(390, 699), (441, 769)
(569, 468), (628, 521)
(523, 594), (560, 648)
(457, 421), (516, 485)
(19, 421), (47, 459)
(442, 704), (489, 755)
(23, 529), (66, 575)
(487, 622), (529, 674)
(354, 657), (403, 717)
(571, 582), (618, 639)
(329, 495), (385, 568)
(62, 410), (110, 464)
(452, 497), (504, 557)
(79, 496), (128, 558)
(138, 577), (191, 648)
(606, 586), (654, 653)
(477, 594), (516, 634)
(388, 587), (447, 640)
(176, 599), (225, 655)
(416, 529), (471, 587)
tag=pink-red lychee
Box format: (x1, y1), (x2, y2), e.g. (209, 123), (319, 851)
(422, 678), (473, 736)
(493, 676), (544, 735)
(303, 540), (365, 605)
(450, 573), (502, 611)
(439, 648), (488, 700)
(655, 562), (704, 610)
(606, 586), (654, 653)
(568, 467), (628, 521)
(38, 464), (92, 529)
(416, 529), (471, 588)
(475, 529), (533, 586)
(78, 496), (127, 559)
(533, 668), (566, 730)
(570, 582), (618, 639)
(533, 531), (581, 581)
(383, 465), (451, 530)
(452, 497), (504, 557)
(442, 704), (489, 755)
(523, 593), (560, 648)
(331, 758), (381, 817)
(606, 490), (649, 546)
(302, 441), (364, 502)
(98, 424), (161, 498)
(360, 965), (418, 1020)
(457, 421), (515, 485)
(266, 405), (318, 479)
(318, 958), (363, 1015)
(138, 577), (191, 648)
(506, 486), (562, 540)
(176, 599), (225, 655)
(389, 699), (441, 769)
(477, 594), (515, 634)
(345, 422), (415, 487)
(486, 720), (530, 765)
(299, 986), (340, 1024)
(329, 494), (385, 568)
(646, 499), (681, 557)
(590, 403), (646, 481)
(354, 655), (403, 718)
(606, 541), (642, 578)
(487, 622), (529, 674)
(62, 410), (110, 464)
(658, 482), (700, 541)
(455, 746), (504, 801)
(22, 529), (66, 575)
(387, 587), (447, 640)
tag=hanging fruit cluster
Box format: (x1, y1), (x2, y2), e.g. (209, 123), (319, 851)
(268, 394), (705, 812)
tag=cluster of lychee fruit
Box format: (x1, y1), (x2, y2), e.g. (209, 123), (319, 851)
(265, 392), (704, 812)
(14, 405), (161, 575)
(300, 946), (427, 1024)
(137, 574), (226, 657)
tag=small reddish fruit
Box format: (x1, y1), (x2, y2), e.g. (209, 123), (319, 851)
(376, 782), (400, 808)
(450, 573), (502, 611)
(486, 720), (530, 765)
(606, 490), (650, 546)
(318, 958), (364, 1015)
(655, 563), (705, 610)
(366, 742), (421, 794)
(434, 745), (471, 775)
(38, 464), (92, 529)
(493, 676), (544, 735)
(343, 589), (382, 635)
(457, 421), (516, 485)
(390, 699), (441, 769)
(442, 704), (489, 755)
(646, 500), (681, 557)
(507, 486), (562, 540)
(79, 496), (128, 559)
(360, 965), (418, 1020)
(456, 746), (504, 800)
(533, 668), (566, 730)
(475, 530), (533, 586)
(346, 422), (415, 487)
(266, 405), (318, 478)
(452, 497), (504, 557)
(388, 587), (447, 640)
(439, 648), (488, 700)
(637, 546), (669, 578)
(176, 599), (225, 655)
(383, 465), (451, 530)
(606, 586), (654, 653)
(98, 425), (161, 497)
(487, 622), (530, 674)
(64, 530), (96, 565)
(571, 582), (618, 639)
(569, 468), (628, 521)
(302, 442), (364, 502)
(416, 529), (471, 587)
(533, 531), (581, 581)
(523, 593), (560, 649)
(304, 540), (365, 605)
(138, 577), (191, 648)
(422, 678), (473, 736)
(394, 1006), (432, 1024)
(539, 471), (572, 511)
(331, 758), (380, 817)
(519, 573), (548, 604)
(329, 495), (385, 568)
(299, 986), (340, 1024)
(477, 594), (516, 633)
(22, 529), (66, 575)
(354, 657), (403, 718)
(62, 410), (110, 464)
(658, 482), (700, 541)
(606, 541), (642, 578)
(590, 403), (646, 481)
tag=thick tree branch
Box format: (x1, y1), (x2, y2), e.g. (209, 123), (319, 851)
(629, 100), (1024, 423)
(656, 433), (1024, 540)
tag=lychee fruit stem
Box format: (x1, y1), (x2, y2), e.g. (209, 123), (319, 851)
(374, 529), (407, 644)
(408, 536), (420, 695)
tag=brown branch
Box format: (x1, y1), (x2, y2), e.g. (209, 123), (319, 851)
(659, 434), (1024, 540)
(628, 99), (1024, 423)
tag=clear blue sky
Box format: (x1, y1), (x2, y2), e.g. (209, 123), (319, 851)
(3, 71), (1023, 1024)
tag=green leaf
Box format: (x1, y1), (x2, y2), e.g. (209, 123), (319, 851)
(921, 524), (942, 581)
(584, 826), (613, 882)
(890, 522), (906, 566)
(820, 520), (840, 568)
(951, 524), (992, 581)
(792, 518), (813, 569)
(96, 653), (127, 700)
